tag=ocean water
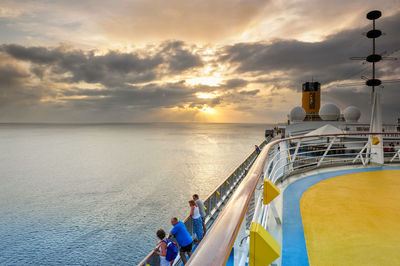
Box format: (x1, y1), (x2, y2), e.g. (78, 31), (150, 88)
(0, 123), (268, 265)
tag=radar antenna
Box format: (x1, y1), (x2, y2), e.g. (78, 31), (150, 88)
(354, 10), (386, 164)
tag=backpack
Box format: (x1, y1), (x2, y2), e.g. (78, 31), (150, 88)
(162, 239), (178, 262)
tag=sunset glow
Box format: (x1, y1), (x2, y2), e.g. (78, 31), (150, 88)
(0, 0), (398, 123)
(186, 76), (223, 87)
(195, 92), (220, 99)
(200, 105), (216, 114)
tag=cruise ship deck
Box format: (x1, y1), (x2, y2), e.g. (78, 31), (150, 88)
(283, 166), (400, 266)
(140, 131), (400, 266)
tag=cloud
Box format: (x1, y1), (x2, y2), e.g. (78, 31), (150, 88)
(0, 41), (208, 122)
(0, 55), (30, 88)
(96, 0), (268, 43)
(224, 79), (248, 89)
(221, 10), (400, 73)
(215, 11), (400, 122)
(1, 41), (203, 88)
(0, 3), (398, 123)
(321, 84), (400, 124)
(161, 41), (203, 72)
(239, 0), (400, 43)
(0, 38), (261, 123)
(64, 82), (195, 109)
(239, 89), (259, 96)
(1, 44), (162, 86)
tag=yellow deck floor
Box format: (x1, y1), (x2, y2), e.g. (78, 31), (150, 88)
(300, 170), (400, 266)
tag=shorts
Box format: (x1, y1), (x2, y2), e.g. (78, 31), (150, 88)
(159, 256), (169, 266)
(180, 242), (193, 252)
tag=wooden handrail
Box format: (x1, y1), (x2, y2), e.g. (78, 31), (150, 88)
(187, 132), (399, 265)
(137, 144), (263, 266)
(186, 139), (273, 265)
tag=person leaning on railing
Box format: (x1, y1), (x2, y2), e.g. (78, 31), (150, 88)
(189, 200), (203, 243)
(154, 229), (173, 266)
(192, 194), (206, 236)
(169, 217), (193, 265)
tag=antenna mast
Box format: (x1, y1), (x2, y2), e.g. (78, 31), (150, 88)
(365, 10), (384, 164)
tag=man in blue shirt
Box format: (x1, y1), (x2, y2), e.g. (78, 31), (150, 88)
(168, 217), (193, 264)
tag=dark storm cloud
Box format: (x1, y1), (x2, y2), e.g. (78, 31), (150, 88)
(217, 11), (400, 122)
(224, 78), (248, 89)
(2, 44), (60, 64)
(0, 63), (29, 88)
(239, 89), (259, 96)
(62, 81), (197, 109)
(220, 11), (400, 85)
(1, 44), (163, 87)
(322, 84), (400, 123)
(1, 41), (203, 87)
(161, 41), (203, 72)
(58, 78), (258, 115)
(0, 8), (398, 123)
(0, 54), (46, 110)
(0, 67), (43, 109)
(0, 41), (209, 122)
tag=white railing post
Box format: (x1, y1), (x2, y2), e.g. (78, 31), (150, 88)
(269, 202), (281, 226)
(317, 136), (336, 167)
(353, 142), (369, 166)
(290, 140), (301, 171)
(390, 148), (400, 162)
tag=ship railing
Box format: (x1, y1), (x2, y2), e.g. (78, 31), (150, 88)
(138, 141), (266, 266)
(186, 132), (400, 266)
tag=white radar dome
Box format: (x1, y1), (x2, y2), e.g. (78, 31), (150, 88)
(290, 106), (306, 121)
(319, 103), (340, 121)
(343, 106), (361, 122)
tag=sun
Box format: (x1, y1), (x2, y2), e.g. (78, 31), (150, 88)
(200, 105), (216, 114)
(196, 92), (220, 99)
(186, 76), (223, 86)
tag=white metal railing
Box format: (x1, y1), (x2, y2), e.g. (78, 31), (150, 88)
(237, 132), (400, 266)
(187, 132), (400, 266)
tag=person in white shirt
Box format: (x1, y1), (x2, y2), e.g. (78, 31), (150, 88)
(188, 200), (203, 242)
(193, 194), (206, 236)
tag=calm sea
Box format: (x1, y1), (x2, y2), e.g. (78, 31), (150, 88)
(0, 123), (269, 265)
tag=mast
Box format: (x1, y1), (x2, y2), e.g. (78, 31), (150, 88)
(366, 10), (383, 164)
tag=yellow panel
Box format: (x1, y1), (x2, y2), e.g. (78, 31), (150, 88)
(372, 136), (380, 145)
(301, 170), (400, 266)
(263, 179), (280, 205)
(249, 222), (280, 266)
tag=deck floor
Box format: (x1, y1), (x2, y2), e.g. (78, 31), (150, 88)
(282, 166), (400, 266)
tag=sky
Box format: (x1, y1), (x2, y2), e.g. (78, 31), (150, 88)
(0, 0), (399, 123)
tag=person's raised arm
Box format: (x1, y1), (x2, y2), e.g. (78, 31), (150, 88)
(155, 241), (167, 256)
